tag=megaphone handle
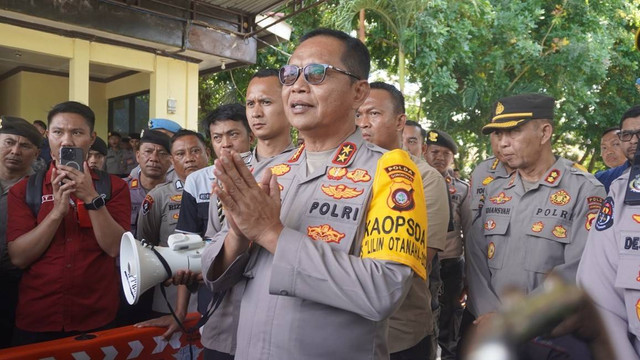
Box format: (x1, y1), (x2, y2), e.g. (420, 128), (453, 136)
(147, 246), (189, 334)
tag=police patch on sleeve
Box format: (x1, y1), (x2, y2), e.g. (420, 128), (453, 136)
(360, 149), (428, 279)
(595, 196), (614, 231)
(141, 194), (154, 216)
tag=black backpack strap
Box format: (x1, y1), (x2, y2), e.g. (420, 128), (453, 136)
(26, 169), (46, 216)
(94, 170), (111, 201)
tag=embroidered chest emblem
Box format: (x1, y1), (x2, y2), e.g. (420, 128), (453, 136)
(531, 221), (544, 232)
(327, 167), (348, 180)
(332, 142), (356, 165)
(550, 190), (571, 206)
(307, 224), (345, 244)
(346, 168), (371, 183)
(271, 164), (291, 176)
(552, 225), (567, 239)
(489, 192), (512, 205)
(484, 219), (496, 230)
(321, 184), (364, 199)
(170, 194), (182, 202)
(487, 242), (496, 259)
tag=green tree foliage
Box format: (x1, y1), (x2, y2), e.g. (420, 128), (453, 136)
(199, 0), (640, 174)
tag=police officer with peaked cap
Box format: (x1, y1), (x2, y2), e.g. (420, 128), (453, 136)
(425, 129), (470, 360)
(576, 30), (640, 360)
(469, 93), (605, 356)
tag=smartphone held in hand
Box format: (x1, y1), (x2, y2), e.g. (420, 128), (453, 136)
(59, 147), (84, 171)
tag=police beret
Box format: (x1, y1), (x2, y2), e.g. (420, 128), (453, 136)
(0, 115), (43, 148)
(140, 129), (171, 153)
(90, 136), (108, 156)
(108, 131), (121, 138)
(426, 129), (458, 154)
(148, 118), (182, 134)
(482, 94), (555, 135)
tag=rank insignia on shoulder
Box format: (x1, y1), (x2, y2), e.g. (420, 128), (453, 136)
(141, 194), (154, 215)
(491, 158), (500, 170)
(531, 221), (544, 232)
(347, 169), (371, 183)
(595, 196), (614, 231)
(307, 224), (345, 244)
(489, 192), (512, 205)
(271, 163), (291, 176)
(482, 176), (494, 186)
(552, 225), (567, 238)
(572, 162), (588, 172)
(288, 143), (305, 163)
(332, 142), (356, 165)
(545, 169), (560, 184)
(550, 190), (571, 206)
(321, 184), (364, 199)
(327, 167), (348, 180)
(131, 178), (139, 188)
(487, 242), (496, 259)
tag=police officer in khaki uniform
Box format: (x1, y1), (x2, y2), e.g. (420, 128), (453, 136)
(356, 81), (450, 359)
(202, 29), (428, 360)
(471, 93), (605, 356)
(135, 130), (209, 337)
(424, 129), (470, 360)
(577, 105), (640, 360)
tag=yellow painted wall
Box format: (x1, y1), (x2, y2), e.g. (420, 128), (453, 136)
(0, 22), (200, 134)
(0, 73), (22, 117)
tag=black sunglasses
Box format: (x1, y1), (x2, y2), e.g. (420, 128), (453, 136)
(618, 129), (640, 142)
(279, 63), (360, 86)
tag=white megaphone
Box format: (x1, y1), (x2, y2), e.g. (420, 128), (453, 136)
(120, 231), (205, 305)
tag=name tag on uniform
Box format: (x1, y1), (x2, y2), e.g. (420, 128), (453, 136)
(620, 232), (640, 255)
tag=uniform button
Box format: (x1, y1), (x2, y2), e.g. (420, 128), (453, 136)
(279, 290), (288, 296)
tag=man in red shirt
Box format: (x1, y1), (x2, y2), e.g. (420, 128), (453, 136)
(7, 101), (131, 345)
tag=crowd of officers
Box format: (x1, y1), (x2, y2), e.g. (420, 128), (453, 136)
(0, 27), (639, 360)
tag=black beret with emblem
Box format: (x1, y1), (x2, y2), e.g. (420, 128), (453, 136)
(482, 93), (555, 135)
(140, 129), (171, 153)
(0, 115), (43, 148)
(426, 129), (458, 154)
(90, 136), (108, 156)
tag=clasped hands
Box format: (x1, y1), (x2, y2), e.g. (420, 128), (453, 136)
(212, 151), (284, 254)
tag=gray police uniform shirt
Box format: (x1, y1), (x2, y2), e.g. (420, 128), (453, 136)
(136, 178), (197, 314)
(126, 171), (152, 236)
(388, 155), (449, 352)
(471, 157), (604, 315)
(578, 169), (640, 360)
(442, 175), (471, 260)
(465, 156), (511, 316)
(202, 130), (416, 360)
(198, 143), (296, 354)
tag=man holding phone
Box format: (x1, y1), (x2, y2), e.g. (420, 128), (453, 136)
(6, 101), (131, 345)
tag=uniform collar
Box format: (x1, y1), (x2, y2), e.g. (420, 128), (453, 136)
(503, 156), (567, 191)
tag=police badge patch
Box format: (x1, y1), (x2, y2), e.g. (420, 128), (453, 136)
(595, 196), (614, 231)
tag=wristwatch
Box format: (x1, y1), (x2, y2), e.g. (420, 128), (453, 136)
(84, 195), (106, 210)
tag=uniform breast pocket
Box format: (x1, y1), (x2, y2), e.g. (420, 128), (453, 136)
(524, 218), (571, 274)
(483, 216), (510, 271)
(615, 257), (640, 334)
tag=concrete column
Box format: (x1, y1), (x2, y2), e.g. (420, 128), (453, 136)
(149, 56), (169, 120)
(69, 39), (90, 103)
(185, 62), (200, 131)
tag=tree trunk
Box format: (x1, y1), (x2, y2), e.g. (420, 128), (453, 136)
(359, 9), (366, 42)
(399, 47), (405, 92)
